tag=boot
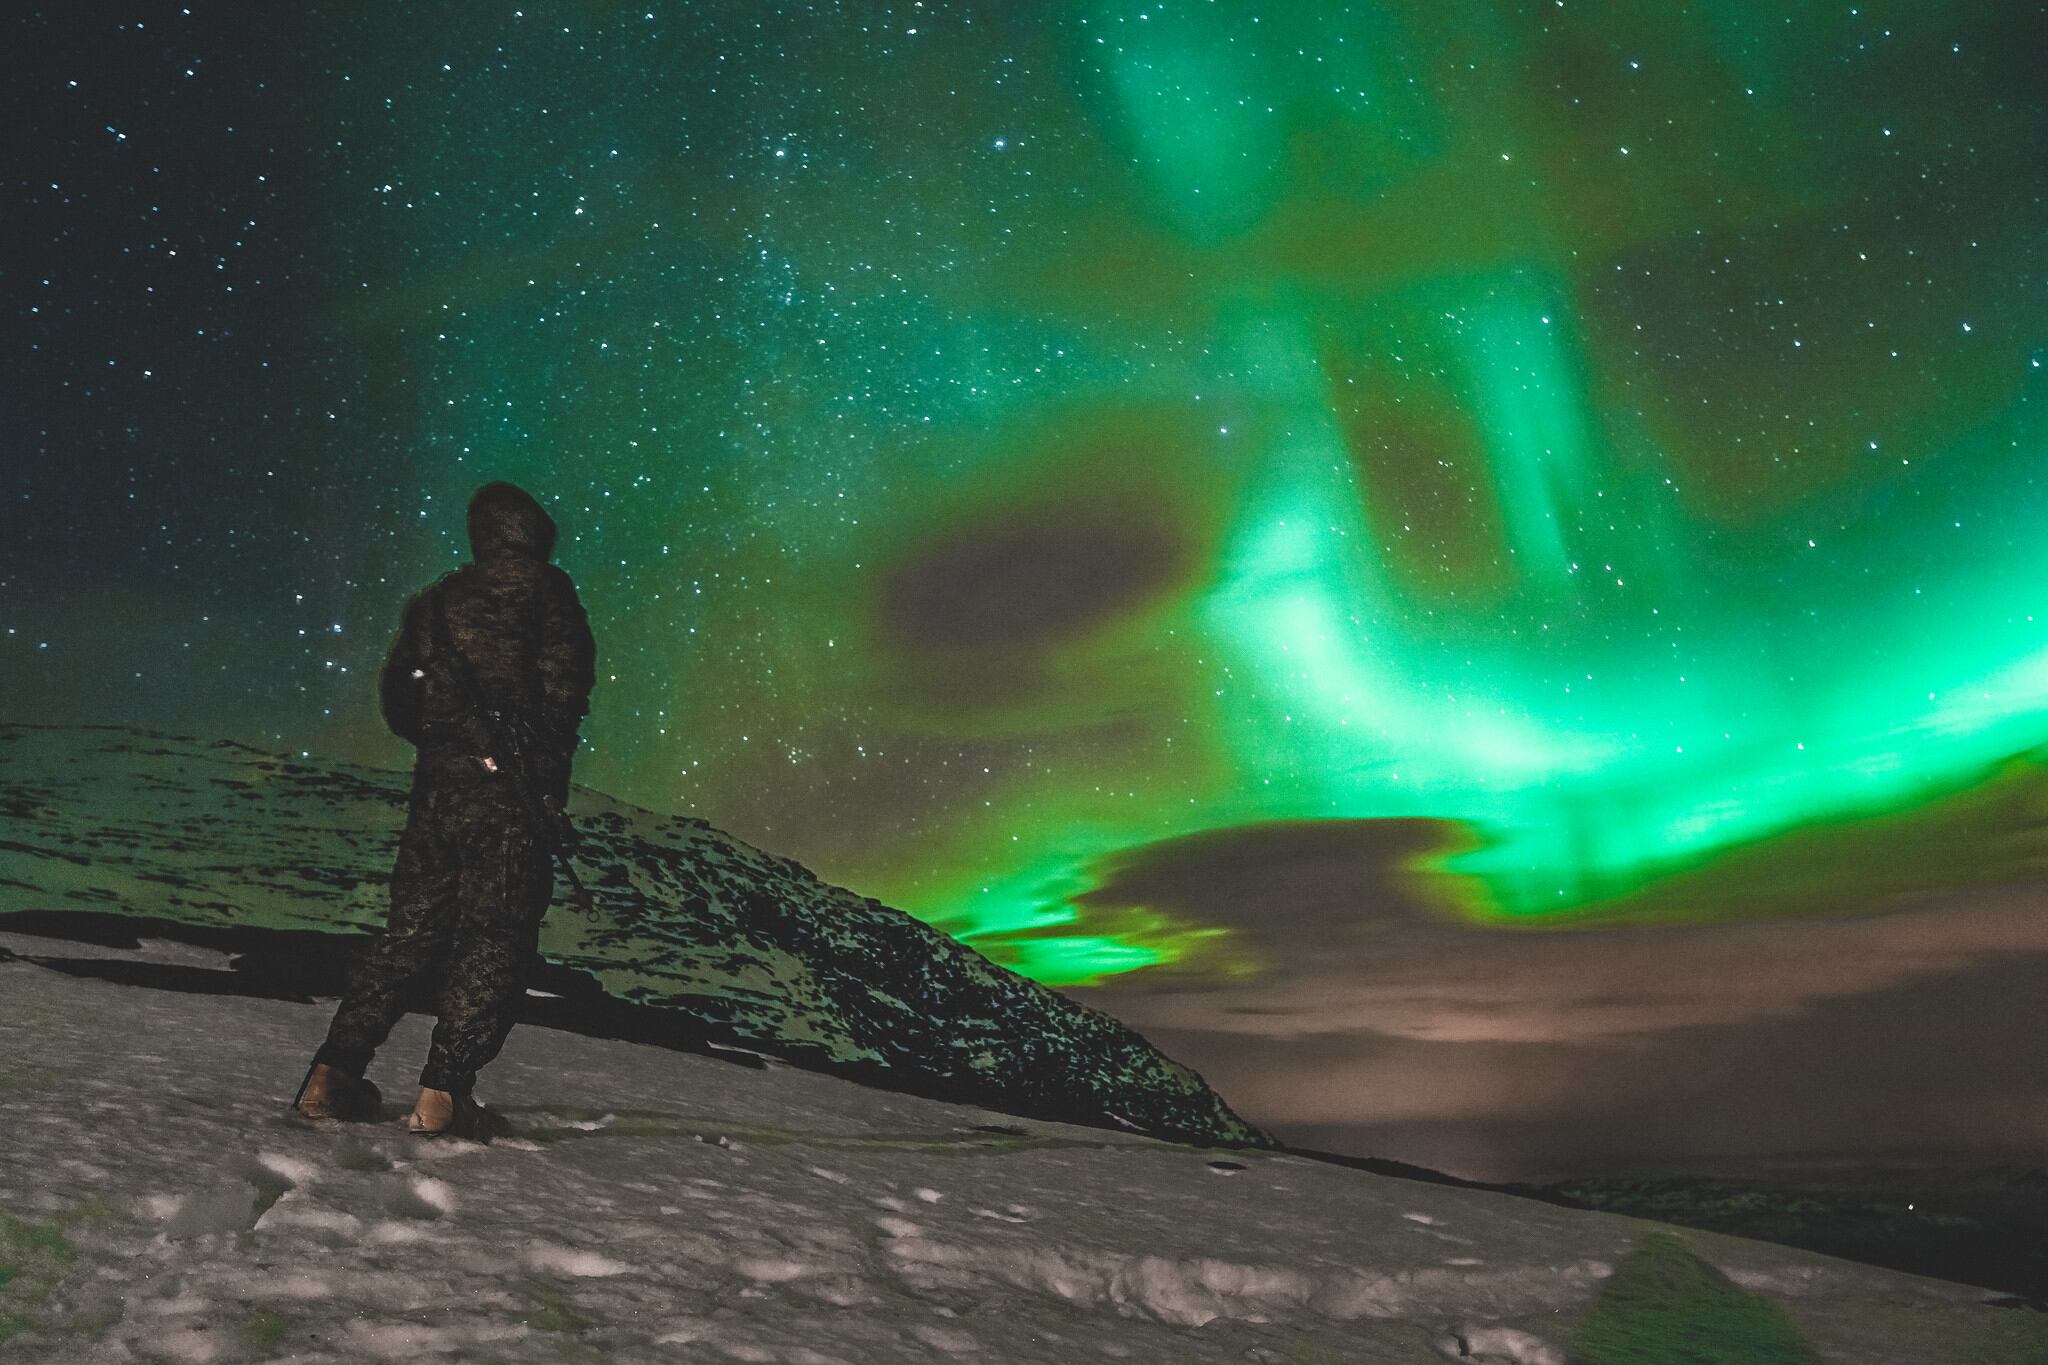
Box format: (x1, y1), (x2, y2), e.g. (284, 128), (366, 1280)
(410, 1088), (514, 1140)
(406, 1087), (481, 1137)
(406, 1086), (455, 1135)
(294, 1062), (383, 1122)
(406, 1088), (508, 1140)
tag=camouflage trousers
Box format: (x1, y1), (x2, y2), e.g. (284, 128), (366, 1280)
(315, 749), (556, 1096)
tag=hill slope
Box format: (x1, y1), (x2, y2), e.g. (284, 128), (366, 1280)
(0, 723), (1261, 1148)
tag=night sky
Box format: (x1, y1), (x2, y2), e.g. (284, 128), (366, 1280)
(7, 0), (2046, 1177)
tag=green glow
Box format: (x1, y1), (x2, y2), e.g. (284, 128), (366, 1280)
(991, 934), (1170, 989)
(1463, 283), (1601, 588)
(281, 0), (2048, 982)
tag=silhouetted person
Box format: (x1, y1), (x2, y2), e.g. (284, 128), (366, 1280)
(295, 482), (595, 1134)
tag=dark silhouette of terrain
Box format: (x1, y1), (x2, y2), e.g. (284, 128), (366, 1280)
(0, 724), (1265, 1150)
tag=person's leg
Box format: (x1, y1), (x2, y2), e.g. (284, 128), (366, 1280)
(311, 774), (460, 1080)
(417, 799), (556, 1101)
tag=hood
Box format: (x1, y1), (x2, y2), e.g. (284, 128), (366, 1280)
(466, 482), (558, 562)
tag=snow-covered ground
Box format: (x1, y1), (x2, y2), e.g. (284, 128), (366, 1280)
(2, 960), (2035, 1364)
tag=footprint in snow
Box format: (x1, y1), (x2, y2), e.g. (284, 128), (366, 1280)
(157, 1152), (306, 1238)
(381, 1175), (455, 1222)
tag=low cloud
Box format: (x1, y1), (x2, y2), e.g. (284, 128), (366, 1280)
(1064, 820), (2048, 1176)
(1108, 894), (2048, 1045)
(1120, 941), (2048, 1180)
(1071, 820), (2048, 1044)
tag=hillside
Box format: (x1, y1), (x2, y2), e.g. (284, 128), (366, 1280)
(0, 723), (1260, 1148)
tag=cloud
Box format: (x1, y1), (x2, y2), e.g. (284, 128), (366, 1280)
(1063, 819), (2048, 1174)
(1073, 822), (2048, 1186)
(1074, 818), (1459, 934)
(854, 412), (1238, 729)
(874, 506), (1194, 656)
(1108, 924), (2048, 1180)
(1063, 817), (2048, 1043)
(1054, 817), (1478, 979)
(1092, 883), (2048, 1046)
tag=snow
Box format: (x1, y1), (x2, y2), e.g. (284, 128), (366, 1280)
(1438, 1326), (1563, 1364)
(0, 963), (2015, 1363)
(407, 1175), (458, 1213)
(522, 1241), (633, 1278)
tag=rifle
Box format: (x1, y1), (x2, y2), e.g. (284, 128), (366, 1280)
(429, 592), (600, 921)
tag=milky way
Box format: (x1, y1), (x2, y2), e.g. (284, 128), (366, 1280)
(8, 1), (2047, 998)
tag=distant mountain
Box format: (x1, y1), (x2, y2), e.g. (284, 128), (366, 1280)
(0, 723), (1266, 1149)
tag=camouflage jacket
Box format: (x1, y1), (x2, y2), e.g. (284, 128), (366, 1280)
(378, 489), (595, 801)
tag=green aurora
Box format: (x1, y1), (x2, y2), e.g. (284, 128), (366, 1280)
(10, 0), (2046, 988)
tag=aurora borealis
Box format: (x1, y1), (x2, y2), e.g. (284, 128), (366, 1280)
(8, 0), (2046, 1172)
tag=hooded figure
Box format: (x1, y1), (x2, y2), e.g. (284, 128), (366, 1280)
(296, 481), (596, 1134)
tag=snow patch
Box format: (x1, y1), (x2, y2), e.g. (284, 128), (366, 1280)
(883, 1237), (1614, 1331)
(911, 1322), (981, 1352)
(150, 1323), (226, 1362)
(404, 1136), (489, 1160)
(261, 1272), (334, 1299)
(971, 1206), (1028, 1224)
(135, 937), (237, 969)
(367, 1219), (436, 1245)
(1728, 1263), (1835, 1295)
(524, 1240), (632, 1277)
(139, 1192), (184, 1220)
(886, 1239), (1316, 1328)
(409, 1175), (457, 1213)
(343, 1316), (531, 1357)
(255, 1150), (319, 1186)
(165, 1182), (261, 1238)
(254, 1197), (364, 1238)
(734, 1255), (818, 1283)
(1437, 1325), (1564, 1364)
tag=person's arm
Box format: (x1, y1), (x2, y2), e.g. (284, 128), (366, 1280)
(378, 591), (432, 745)
(533, 565), (596, 794)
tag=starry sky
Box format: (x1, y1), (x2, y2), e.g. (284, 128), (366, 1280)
(7, 0), (2046, 1176)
